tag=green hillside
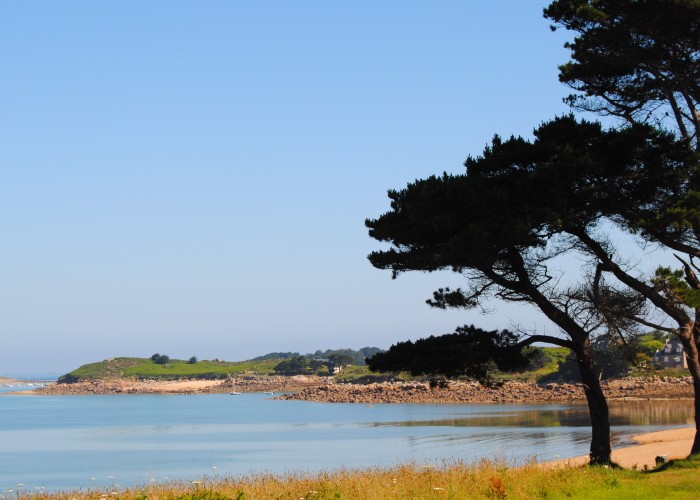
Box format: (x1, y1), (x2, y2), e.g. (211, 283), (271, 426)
(58, 356), (282, 383)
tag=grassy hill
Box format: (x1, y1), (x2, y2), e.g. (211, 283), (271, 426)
(58, 356), (283, 383)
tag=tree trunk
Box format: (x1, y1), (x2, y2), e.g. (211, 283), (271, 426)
(678, 332), (700, 455)
(573, 338), (612, 465)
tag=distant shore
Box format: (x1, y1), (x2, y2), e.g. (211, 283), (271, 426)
(18, 375), (695, 404)
(0, 376), (25, 385)
(21, 375), (325, 395)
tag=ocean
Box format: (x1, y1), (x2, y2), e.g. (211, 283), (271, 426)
(0, 387), (693, 493)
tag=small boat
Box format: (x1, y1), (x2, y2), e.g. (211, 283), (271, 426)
(265, 391), (274, 395)
(230, 391), (242, 395)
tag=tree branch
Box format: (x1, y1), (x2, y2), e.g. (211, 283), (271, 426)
(569, 227), (693, 327)
(515, 334), (573, 350)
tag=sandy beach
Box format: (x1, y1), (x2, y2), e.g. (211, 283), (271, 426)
(25, 375), (327, 395)
(547, 427), (695, 470)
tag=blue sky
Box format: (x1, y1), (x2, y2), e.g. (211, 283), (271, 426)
(1, 1), (588, 376)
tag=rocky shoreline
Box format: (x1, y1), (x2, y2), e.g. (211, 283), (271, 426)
(274, 377), (695, 404)
(27, 375), (695, 403)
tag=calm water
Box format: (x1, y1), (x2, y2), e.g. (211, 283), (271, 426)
(0, 388), (694, 492)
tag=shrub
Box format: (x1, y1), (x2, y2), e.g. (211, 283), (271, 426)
(151, 354), (170, 365)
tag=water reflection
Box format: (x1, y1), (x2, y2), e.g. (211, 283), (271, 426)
(368, 400), (694, 429)
(609, 400), (694, 426)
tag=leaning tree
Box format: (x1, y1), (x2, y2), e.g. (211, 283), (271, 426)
(545, 0), (700, 454)
(366, 1), (700, 464)
(366, 114), (694, 464)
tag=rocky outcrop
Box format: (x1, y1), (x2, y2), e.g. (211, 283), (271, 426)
(201, 375), (326, 393)
(30, 375), (695, 402)
(274, 377), (695, 404)
(35, 379), (147, 395)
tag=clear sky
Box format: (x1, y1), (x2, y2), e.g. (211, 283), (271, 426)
(1, 1), (601, 376)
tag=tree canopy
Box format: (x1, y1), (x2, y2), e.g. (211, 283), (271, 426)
(367, 325), (534, 385)
(544, 0), (700, 148)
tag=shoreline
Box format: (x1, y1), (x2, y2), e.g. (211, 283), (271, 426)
(16, 375), (327, 395)
(545, 426), (695, 470)
(16, 376), (696, 403)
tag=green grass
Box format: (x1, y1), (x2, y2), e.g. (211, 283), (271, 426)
(58, 357), (283, 382)
(18, 456), (700, 499)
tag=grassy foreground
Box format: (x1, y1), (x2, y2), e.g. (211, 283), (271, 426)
(16, 457), (700, 500)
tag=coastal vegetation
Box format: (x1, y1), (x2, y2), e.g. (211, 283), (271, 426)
(15, 456), (700, 499)
(55, 340), (691, 385)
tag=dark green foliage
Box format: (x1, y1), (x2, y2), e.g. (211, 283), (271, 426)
(151, 354), (170, 365)
(251, 352), (300, 361)
(359, 347), (383, 362)
(366, 325), (534, 385)
(313, 348), (382, 366)
(254, 348), (382, 366)
(544, 0), (700, 146)
(272, 350), (368, 375)
(545, 0), (700, 261)
(524, 347), (549, 371)
(326, 353), (354, 373)
(57, 373), (79, 384)
(188, 356), (198, 364)
(367, 115), (687, 279)
(273, 356), (313, 375)
(654, 267), (700, 308)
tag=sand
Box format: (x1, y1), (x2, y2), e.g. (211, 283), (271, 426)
(121, 379), (221, 392)
(548, 427), (695, 470)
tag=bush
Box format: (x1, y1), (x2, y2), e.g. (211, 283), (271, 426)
(151, 353), (170, 365)
(57, 373), (80, 384)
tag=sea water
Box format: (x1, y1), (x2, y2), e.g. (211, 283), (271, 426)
(0, 391), (693, 493)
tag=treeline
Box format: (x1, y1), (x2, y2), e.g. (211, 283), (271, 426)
(368, 328), (673, 385)
(266, 347), (384, 375)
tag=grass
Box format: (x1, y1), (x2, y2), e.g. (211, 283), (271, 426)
(59, 357), (283, 382)
(10, 456), (700, 499)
